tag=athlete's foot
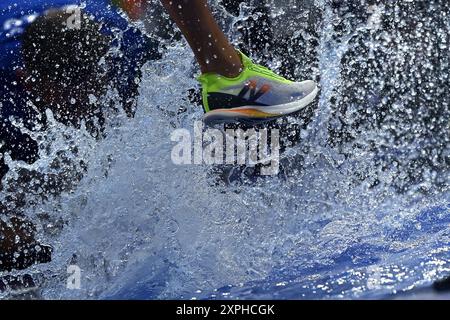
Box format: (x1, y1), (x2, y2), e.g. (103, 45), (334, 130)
(198, 52), (319, 126)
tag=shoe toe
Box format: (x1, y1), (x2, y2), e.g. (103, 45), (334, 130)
(297, 80), (317, 95)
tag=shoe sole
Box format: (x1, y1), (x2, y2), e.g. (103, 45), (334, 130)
(203, 81), (319, 126)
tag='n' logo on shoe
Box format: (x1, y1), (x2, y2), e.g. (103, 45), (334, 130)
(238, 80), (271, 103)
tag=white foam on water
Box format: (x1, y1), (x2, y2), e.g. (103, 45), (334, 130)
(1, 1), (448, 299)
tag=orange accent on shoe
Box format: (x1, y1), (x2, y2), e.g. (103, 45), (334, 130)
(223, 108), (277, 118)
(248, 80), (257, 90)
(260, 84), (271, 93)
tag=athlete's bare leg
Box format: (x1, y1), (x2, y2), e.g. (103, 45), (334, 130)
(160, 0), (243, 77)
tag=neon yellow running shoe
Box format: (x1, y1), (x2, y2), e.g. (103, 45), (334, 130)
(198, 52), (319, 126)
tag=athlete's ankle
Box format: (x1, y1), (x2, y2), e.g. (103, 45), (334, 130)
(200, 49), (244, 78)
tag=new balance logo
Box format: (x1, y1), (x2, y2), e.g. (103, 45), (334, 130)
(238, 81), (271, 103)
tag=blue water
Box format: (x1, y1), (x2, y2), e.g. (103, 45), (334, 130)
(1, 1), (448, 300)
(101, 203), (450, 300)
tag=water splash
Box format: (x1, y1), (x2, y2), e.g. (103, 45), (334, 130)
(0, 0), (448, 299)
